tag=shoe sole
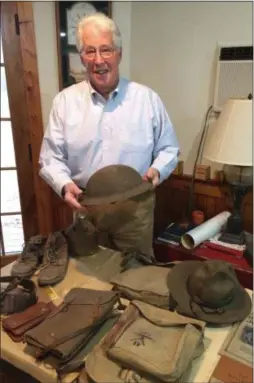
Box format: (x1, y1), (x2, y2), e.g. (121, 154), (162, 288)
(37, 273), (67, 286)
(37, 260), (69, 287)
(11, 270), (36, 279)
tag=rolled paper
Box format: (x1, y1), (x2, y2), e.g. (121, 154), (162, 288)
(181, 211), (231, 249)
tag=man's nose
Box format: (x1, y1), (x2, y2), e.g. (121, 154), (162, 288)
(94, 50), (105, 64)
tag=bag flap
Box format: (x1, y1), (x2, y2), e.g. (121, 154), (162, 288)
(2, 302), (50, 330)
(63, 288), (118, 306)
(131, 300), (205, 330)
(111, 266), (170, 296)
(106, 302), (205, 381)
(108, 321), (202, 382)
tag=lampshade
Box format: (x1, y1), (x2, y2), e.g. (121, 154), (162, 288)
(203, 98), (252, 166)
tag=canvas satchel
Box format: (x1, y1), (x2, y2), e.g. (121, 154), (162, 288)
(86, 342), (163, 383)
(24, 288), (120, 366)
(98, 300), (205, 382)
(110, 266), (173, 308)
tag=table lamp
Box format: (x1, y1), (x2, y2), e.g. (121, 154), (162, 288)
(203, 96), (253, 245)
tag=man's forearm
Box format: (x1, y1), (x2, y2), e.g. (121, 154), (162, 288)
(39, 165), (72, 197)
(151, 148), (179, 183)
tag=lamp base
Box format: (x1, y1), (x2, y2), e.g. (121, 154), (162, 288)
(218, 230), (245, 246)
(218, 182), (252, 246)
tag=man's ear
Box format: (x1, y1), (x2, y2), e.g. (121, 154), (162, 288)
(118, 48), (122, 63)
(80, 54), (87, 68)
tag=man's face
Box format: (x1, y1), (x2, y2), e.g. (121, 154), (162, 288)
(80, 26), (122, 97)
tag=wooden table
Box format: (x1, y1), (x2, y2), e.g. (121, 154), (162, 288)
(154, 240), (253, 290)
(1, 258), (252, 383)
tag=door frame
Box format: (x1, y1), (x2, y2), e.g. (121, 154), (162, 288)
(1, 1), (53, 245)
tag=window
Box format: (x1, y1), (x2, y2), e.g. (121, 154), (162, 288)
(0, 2), (61, 253)
(0, 36), (25, 255)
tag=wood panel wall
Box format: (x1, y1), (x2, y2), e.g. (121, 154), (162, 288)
(154, 175), (253, 237)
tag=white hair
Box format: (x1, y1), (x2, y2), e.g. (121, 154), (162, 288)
(76, 12), (122, 53)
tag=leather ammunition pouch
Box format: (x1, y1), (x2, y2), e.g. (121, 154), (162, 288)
(2, 301), (54, 342)
(0, 276), (37, 315)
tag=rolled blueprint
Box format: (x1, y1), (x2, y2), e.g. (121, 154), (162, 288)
(181, 211), (231, 249)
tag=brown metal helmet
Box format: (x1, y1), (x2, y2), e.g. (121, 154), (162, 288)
(79, 165), (153, 206)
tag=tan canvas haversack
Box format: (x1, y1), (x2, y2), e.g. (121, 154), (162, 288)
(86, 300), (205, 383)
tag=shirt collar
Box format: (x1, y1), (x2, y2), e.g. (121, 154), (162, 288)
(89, 77), (122, 101)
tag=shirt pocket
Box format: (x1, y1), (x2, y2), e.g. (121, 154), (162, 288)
(119, 122), (153, 153)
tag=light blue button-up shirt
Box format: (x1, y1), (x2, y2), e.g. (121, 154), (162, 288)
(39, 77), (179, 197)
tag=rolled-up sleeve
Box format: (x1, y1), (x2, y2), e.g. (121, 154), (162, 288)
(39, 94), (72, 197)
(151, 93), (180, 183)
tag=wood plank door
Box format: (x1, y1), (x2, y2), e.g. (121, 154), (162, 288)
(1, 1), (36, 258)
(1, 1), (53, 256)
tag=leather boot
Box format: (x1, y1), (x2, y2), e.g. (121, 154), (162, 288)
(38, 231), (69, 286)
(11, 235), (47, 278)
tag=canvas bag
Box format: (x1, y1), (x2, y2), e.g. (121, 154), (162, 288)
(110, 265), (174, 308)
(85, 343), (163, 383)
(93, 300), (205, 383)
(86, 191), (155, 261)
(24, 288), (120, 366)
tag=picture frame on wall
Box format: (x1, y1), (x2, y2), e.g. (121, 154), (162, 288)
(55, 1), (112, 90)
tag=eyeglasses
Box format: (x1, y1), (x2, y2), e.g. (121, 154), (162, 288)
(82, 46), (116, 60)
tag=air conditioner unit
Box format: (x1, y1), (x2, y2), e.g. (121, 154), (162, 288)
(213, 45), (253, 111)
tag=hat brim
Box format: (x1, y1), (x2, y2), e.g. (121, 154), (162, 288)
(167, 261), (252, 324)
(80, 181), (153, 206)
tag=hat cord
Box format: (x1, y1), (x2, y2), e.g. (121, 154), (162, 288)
(190, 299), (225, 315)
(191, 287), (235, 309)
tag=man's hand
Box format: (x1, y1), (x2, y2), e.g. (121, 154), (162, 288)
(143, 167), (160, 187)
(62, 182), (83, 210)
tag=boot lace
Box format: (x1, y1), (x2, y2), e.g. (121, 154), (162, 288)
(42, 234), (65, 267)
(19, 241), (41, 262)
(47, 247), (60, 265)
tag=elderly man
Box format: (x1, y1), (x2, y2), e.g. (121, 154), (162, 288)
(39, 12), (179, 211)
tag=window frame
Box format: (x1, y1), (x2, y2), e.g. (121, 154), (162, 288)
(0, 56), (25, 256)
